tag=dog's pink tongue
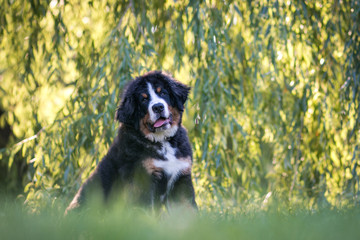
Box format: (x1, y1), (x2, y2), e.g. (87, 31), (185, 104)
(154, 118), (168, 128)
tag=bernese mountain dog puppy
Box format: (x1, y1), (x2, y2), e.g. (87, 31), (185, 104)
(65, 71), (197, 214)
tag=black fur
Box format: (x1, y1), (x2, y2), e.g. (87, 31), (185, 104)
(66, 71), (196, 214)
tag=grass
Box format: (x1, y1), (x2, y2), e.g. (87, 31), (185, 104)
(1, 199), (360, 240)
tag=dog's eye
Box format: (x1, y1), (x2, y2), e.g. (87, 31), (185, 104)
(160, 90), (167, 96)
(141, 93), (148, 102)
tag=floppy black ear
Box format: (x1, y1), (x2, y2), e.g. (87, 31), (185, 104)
(169, 80), (191, 112)
(116, 95), (137, 127)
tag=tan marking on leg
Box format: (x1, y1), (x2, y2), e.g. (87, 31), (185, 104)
(179, 156), (192, 175)
(64, 192), (81, 215)
(142, 158), (163, 178)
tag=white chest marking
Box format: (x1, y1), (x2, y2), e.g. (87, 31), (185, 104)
(153, 142), (190, 177)
(153, 142), (190, 197)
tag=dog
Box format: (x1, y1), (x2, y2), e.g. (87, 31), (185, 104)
(65, 71), (197, 214)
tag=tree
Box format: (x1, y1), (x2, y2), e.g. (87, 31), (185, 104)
(0, 0), (359, 211)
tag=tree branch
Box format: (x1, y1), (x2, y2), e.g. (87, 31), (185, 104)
(116, 2), (131, 30)
(129, 0), (148, 43)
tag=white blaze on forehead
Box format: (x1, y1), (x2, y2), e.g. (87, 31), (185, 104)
(144, 82), (178, 142)
(147, 82), (169, 122)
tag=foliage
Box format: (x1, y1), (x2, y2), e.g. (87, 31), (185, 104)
(0, 0), (359, 211)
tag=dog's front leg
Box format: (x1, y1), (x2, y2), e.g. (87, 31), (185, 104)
(167, 174), (197, 211)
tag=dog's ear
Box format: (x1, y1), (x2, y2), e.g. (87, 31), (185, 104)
(116, 94), (137, 126)
(169, 79), (191, 112)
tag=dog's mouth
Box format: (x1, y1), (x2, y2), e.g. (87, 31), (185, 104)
(153, 117), (171, 128)
(147, 115), (172, 132)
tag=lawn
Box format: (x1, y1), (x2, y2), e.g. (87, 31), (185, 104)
(1, 199), (359, 240)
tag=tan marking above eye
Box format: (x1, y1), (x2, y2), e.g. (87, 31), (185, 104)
(156, 87), (161, 93)
(141, 93), (148, 98)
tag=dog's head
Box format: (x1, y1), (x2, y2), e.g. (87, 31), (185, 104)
(116, 71), (190, 142)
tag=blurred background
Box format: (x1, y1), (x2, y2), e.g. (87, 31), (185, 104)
(0, 0), (359, 212)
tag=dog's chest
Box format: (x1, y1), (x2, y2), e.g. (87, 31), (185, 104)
(153, 142), (190, 178)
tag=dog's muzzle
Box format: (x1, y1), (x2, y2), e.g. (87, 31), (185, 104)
(147, 112), (173, 132)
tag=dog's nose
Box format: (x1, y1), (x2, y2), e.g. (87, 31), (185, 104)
(152, 103), (164, 113)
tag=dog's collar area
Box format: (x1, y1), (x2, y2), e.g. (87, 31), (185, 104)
(144, 125), (179, 143)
